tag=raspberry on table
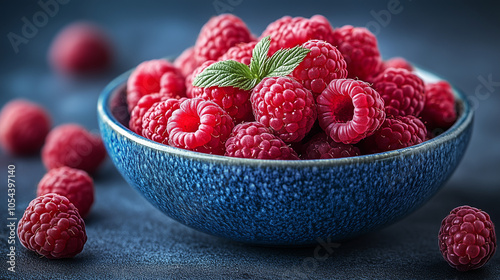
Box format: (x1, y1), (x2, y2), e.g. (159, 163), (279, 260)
(37, 167), (94, 218)
(219, 41), (257, 65)
(260, 15), (334, 55)
(174, 46), (198, 78)
(48, 22), (112, 74)
(291, 39), (348, 98)
(317, 79), (385, 144)
(251, 77), (317, 143)
(331, 25), (383, 82)
(167, 98), (234, 155)
(438, 205), (497, 271)
(301, 132), (360, 159)
(372, 67), (426, 117)
(382, 57), (414, 72)
(141, 98), (184, 144)
(194, 14), (255, 66)
(129, 93), (173, 135)
(420, 81), (457, 131)
(225, 122), (299, 160)
(126, 59), (183, 112)
(17, 193), (87, 259)
(190, 60), (254, 124)
(0, 99), (51, 155)
(42, 124), (106, 174)
(360, 115), (427, 153)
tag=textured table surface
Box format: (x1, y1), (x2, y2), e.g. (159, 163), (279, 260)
(1, 1), (500, 279)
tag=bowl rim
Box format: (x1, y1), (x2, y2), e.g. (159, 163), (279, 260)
(97, 66), (473, 167)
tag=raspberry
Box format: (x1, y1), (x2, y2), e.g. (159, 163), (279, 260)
(17, 193), (87, 259)
(174, 46), (197, 77)
(317, 79), (385, 144)
(141, 98), (184, 144)
(126, 59), (183, 112)
(438, 205), (497, 271)
(361, 115), (427, 153)
(383, 57), (414, 72)
(331, 25), (382, 81)
(190, 61), (253, 124)
(219, 41), (257, 65)
(42, 124), (106, 174)
(129, 93), (172, 135)
(167, 98), (234, 155)
(372, 68), (426, 117)
(420, 81), (457, 130)
(185, 60), (215, 98)
(49, 22), (112, 74)
(225, 122), (299, 160)
(0, 99), (51, 155)
(194, 14), (254, 66)
(159, 71), (186, 99)
(251, 77), (317, 143)
(260, 15), (334, 55)
(37, 167), (94, 218)
(291, 39), (348, 98)
(301, 132), (360, 159)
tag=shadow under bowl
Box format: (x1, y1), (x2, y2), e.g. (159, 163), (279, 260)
(97, 67), (473, 246)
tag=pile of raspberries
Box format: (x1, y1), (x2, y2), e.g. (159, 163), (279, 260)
(126, 14), (457, 160)
(125, 22), (496, 271)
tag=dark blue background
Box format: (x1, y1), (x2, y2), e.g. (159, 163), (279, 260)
(1, 0), (500, 279)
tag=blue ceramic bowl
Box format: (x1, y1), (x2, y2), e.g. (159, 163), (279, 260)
(97, 67), (473, 246)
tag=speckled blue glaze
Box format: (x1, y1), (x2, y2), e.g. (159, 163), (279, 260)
(97, 68), (473, 246)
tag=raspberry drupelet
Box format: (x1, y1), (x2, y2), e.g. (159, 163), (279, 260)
(129, 93), (173, 135)
(316, 79), (385, 144)
(0, 99), (51, 155)
(141, 98), (185, 144)
(37, 167), (94, 218)
(167, 98), (234, 155)
(291, 39), (348, 99)
(17, 193), (87, 259)
(251, 77), (317, 143)
(438, 205), (496, 271)
(225, 122), (299, 160)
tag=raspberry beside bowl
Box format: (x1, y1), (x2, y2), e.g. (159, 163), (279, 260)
(97, 66), (473, 246)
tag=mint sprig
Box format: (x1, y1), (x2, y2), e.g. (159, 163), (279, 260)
(192, 36), (310, 91)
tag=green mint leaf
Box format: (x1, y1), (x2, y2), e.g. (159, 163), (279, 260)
(263, 45), (310, 78)
(249, 36), (271, 77)
(192, 60), (257, 90)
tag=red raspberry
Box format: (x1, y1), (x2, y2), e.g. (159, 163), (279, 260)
(301, 132), (360, 159)
(49, 22), (112, 74)
(361, 115), (427, 153)
(167, 98), (234, 155)
(382, 57), (414, 72)
(260, 15), (334, 55)
(42, 124), (106, 174)
(17, 193), (87, 259)
(0, 99), (51, 155)
(372, 68), (426, 117)
(190, 61), (253, 124)
(129, 93), (172, 135)
(251, 77), (317, 143)
(331, 25), (382, 81)
(194, 14), (254, 66)
(159, 71), (186, 99)
(225, 122), (299, 160)
(219, 41), (257, 65)
(317, 79), (385, 144)
(141, 98), (184, 144)
(420, 81), (457, 130)
(438, 205), (497, 271)
(185, 60), (215, 98)
(174, 46), (197, 78)
(37, 167), (94, 218)
(291, 39), (348, 98)
(126, 59), (183, 112)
